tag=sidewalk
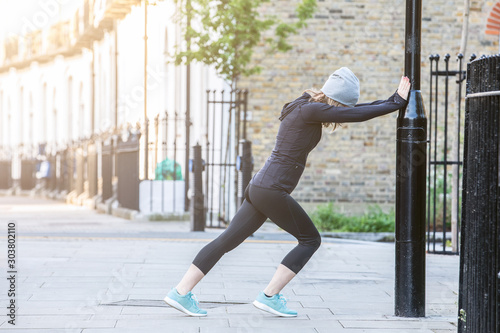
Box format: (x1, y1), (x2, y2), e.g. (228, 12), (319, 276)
(0, 196), (459, 332)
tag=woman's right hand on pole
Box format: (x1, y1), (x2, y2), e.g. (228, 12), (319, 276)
(397, 76), (411, 100)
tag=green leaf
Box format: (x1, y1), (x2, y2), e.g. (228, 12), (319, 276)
(170, 0), (317, 85)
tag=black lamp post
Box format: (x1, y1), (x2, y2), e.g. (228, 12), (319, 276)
(395, 0), (427, 317)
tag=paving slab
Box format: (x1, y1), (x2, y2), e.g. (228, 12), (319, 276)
(0, 196), (460, 332)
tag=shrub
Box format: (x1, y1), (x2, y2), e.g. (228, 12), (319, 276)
(310, 203), (395, 233)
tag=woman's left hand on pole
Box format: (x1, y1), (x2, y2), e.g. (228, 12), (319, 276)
(397, 76), (411, 100)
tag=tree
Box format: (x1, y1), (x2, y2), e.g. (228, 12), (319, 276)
(172, 0), (317, 86)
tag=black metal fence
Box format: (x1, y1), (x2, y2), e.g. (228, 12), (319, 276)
(101, 140), (113, 202)
(426, 53), (473, 254)
(117, 133), (141, 211)
(458, 54), (500, 333)
(20, 159), (36, 190)
(47, 152), (56, 191)
(0, 89), (252, 224)
(58, 147), (72, 193)
(140, 112), (186, 215)
(0, 115), (189, 216)
(75, 146), (84, 195)
(87, 142), (98, 198)
(203, 89), (249, 228)
(0, 159), (11, 189)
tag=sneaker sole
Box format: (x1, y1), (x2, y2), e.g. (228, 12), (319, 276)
(252, 300), (297, 317)
(163, 296), (207, 317)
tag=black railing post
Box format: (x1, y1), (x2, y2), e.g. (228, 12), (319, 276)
(101, 140), (113, 202)
(88, 141), (98, 198)
(395, 0), (427, 318)
(236, 140), (253, 209)
(190, 143), (205, 231)
(76, 146), (84, 196)
(426, 54), (433, 254)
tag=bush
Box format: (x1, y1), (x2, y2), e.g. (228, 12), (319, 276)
(310, 203), (395, 233)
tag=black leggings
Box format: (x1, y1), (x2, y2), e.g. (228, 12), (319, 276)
(192, 184), (321, 275)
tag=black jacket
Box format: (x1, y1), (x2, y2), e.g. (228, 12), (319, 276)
(249, 91), (408, 194)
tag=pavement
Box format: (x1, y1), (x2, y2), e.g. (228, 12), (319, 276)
(0, 196), (459, 332)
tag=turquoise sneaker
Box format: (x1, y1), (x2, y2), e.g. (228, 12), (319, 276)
(253, 291), (297, 317)
(164, 288), (207, 317)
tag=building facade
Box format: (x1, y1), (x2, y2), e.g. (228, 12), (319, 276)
(238, 0), (499, 212)
(0, 0), (226, 214)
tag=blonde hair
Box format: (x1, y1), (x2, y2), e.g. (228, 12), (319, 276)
(304, 88), (346, 131)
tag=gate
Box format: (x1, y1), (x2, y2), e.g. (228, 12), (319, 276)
(116, 132), (140, 211)
(58, 147), (73, 193)
(204, 89), (249, 228)
(0, 160), (12, 189)
(101, 140), (113, 202)
(426, 53), (472, 254)
(458, 54), (500, 333)
(140, 112), (186, 215)
(87, 142), (98, 198)
(75, 147), (85, 195)
(20, 159), (36, 190)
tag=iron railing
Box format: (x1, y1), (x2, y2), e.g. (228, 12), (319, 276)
(426, 53), (475, 254)
(140, 112), (186, 215)
(204, 89), (249, 228)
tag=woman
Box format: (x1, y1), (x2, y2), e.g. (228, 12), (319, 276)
(164, 68), (411, 317)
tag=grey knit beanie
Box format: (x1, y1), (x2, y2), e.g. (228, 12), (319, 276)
(320, 67), (360, 107)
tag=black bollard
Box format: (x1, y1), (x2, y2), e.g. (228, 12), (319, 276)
(458, 54), (500, 333)
(189, 143), (205, 231)
(395, 0), (427, 318)
(236, 140), (253, 209)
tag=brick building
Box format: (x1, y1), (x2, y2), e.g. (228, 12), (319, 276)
(238, 0), (499, 212)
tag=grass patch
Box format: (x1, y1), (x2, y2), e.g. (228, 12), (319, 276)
(311, 203), (395, 233)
